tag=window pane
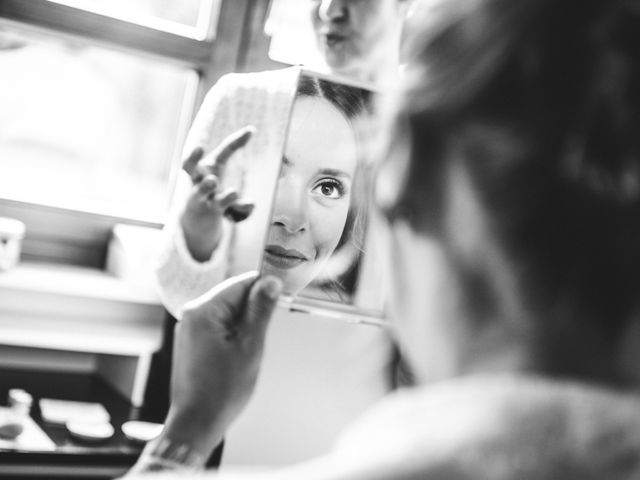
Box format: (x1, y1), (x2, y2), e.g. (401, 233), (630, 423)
(266, 0), (323, 68)
(47, 0), (220, 38)
(0, 28), (197, 222)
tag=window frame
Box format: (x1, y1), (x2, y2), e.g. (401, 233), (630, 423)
(0, 0), (254, 267)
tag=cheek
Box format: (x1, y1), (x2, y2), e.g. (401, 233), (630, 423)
(309, 5), (321, 31)
(310, 199), (350, 258)
(387, 222), (464, 384)
(353, 5), (380, 33)
(355, 1), (397, 44)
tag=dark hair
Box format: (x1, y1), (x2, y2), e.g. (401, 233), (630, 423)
(380, 0), (640, 382)
(296, 74), (372, 122)
(296, 74), (373, 299)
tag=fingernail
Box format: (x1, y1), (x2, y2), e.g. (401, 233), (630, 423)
(202, 175), (218, 186)
(261, 275), (282, 300)
(225, 204), (253, 222)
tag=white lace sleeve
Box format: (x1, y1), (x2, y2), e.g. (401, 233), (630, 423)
(154, 75), (236, 319)
(155, 215), (231, 319)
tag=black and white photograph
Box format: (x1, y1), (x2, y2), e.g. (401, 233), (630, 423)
(1, 0), (640, 479)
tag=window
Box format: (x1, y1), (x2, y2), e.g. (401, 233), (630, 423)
(0, 0), (250, 265)
(47, 0), (218, 38)
(265, 0), (322, 68)
(0, 28), (196, 221)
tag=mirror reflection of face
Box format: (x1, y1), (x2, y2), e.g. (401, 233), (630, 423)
(263, 95), (358, 294)
(309, 0), (402, 73)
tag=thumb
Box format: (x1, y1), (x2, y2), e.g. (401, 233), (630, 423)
(242, 275), (282, 337)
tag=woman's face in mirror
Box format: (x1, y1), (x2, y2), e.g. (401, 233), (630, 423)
(263, 95), (358, 294)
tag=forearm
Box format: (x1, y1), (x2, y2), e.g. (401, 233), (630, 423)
(158, 405), (229, 463)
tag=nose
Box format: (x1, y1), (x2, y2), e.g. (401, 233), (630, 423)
(318, 0), (347, 22)
(271, 181), (309, 234)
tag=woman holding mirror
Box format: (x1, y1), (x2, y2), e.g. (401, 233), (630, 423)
(128, 0), (640, 477)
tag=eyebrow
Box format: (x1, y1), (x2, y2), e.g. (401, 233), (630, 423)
(282, 156), (352, 180)
(318, 168), (351, 180)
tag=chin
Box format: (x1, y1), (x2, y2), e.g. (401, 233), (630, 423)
(268, 269), (307, 296)
(323, 50), (355, 73)
(282, 279), (305, 296)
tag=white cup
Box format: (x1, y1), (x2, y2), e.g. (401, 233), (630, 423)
(0, 217), (26, 272)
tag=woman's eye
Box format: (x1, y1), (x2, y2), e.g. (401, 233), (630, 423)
(320, 183), (338, 197)
(313, 180), (344, 199)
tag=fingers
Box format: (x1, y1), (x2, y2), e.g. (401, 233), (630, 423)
(216, 189), (241, 210)
(196, 175), (218, 200)
(208, 126), (256, 177)
(224, 201), (255, 223)
(191, 176), (253, 222)
(183, 125), (255, 185)
(182, 146), (205, 180)
(195, 270), (259, 309)
(192, 182), (246, 221)
(182, 271), (281, 341)
(242, 275), (282, 337)
(192, 182), (238, 207)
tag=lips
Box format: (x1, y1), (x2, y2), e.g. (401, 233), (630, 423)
(321, 30), (348, 48)
(263, 245), (310, 270)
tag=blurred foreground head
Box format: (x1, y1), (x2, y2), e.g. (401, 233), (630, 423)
(376, 0), (640, 386)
